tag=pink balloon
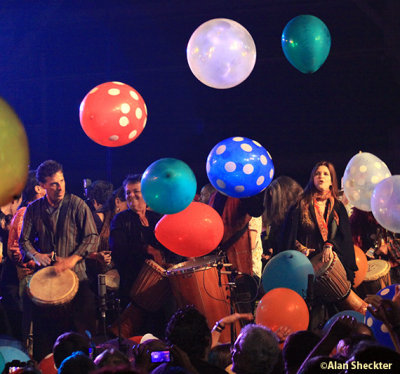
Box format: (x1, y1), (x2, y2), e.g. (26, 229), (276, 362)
(155, 202), (224, 257)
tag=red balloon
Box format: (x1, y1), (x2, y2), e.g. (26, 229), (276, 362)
(155, 202), (224, 257)
(38, 353), (57, 374)
(255, 287), (309, 333)
(353, 245), (368, 288)
(79, 81), (147, 147)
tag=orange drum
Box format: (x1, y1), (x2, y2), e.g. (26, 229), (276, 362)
(130, 259), (170, 312)
(166, 256), (236, 343)
(27, 266), (79, 307)
(355, 259), (391, 299)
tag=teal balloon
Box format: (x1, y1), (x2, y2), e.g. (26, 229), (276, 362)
(0, 346), (30, 367)
(281, 15), (331, 74)
(141, 158), (197, 214)
(0, 351), (4, 374)
(261, 250), (314, 299)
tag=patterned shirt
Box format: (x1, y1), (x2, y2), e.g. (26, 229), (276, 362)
(19, 194), (99, 280)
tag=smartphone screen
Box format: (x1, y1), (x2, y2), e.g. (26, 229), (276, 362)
(9, 368), (23, 373)
(151, 351), (170, 363)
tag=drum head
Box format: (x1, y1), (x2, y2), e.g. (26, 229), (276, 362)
(364, 260), (390, 281)
(166, 255), (218, 276)
(28, 267), (79, 306)
(104, 269), (120, 290)
(310, 252), (334, 277)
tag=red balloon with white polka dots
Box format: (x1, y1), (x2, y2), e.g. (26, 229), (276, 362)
(79, 81), (148, 147)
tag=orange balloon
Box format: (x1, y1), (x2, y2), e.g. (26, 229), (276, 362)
(38, 353), (57, 374)
(255, 288), (309, 333)
(353, 245), (368, 288)
(155, 202), (224, 257)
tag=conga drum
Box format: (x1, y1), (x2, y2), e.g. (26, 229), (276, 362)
(166, 256), (237, 343)
(130, 259), (170, 312)
(355, 259), (391, 299)
(27, 266), (79, 307)
(310, 252), (367, 314)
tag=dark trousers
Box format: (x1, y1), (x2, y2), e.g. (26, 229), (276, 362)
(31, 280), (96, 362)
(0, 258), (22, 341)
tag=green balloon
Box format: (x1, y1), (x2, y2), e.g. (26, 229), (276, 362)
(0, 98), (29, 205)
(281, 15), (331, 74)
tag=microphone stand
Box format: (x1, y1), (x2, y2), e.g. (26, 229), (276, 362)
(98, 274), (108, 339)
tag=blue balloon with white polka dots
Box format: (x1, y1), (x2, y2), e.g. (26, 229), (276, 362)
(206, 136), (274, 198)
(364, 284), (400, 351)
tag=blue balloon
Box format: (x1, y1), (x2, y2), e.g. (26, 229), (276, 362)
(206, 136), (274, 198)
(261, 250), (314, 299)
(322, 310), (365, 334)
(141, 158), (197, 214)
(281, 15), (331, 74)
(364, 284), (399, 350)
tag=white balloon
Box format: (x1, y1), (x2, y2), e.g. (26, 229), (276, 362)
(187, 18), (256, 89)
(343, 152), (391, 211)
(371, 175), (400, 233)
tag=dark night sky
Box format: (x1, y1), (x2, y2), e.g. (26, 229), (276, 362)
(1, 0), (399, 196)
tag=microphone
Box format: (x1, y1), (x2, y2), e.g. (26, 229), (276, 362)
(98, 274), (107, 319)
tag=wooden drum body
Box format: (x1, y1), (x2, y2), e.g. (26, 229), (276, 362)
(311, 251), (351, 302)
(166, 256), (234, 343)
(130, 259), (170, 312)
(27, 266), (79, 307)
(355, 259), (391, 299)
(311, 251), (367, 314)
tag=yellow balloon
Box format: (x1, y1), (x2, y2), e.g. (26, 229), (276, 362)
(0, 98), (29, 206)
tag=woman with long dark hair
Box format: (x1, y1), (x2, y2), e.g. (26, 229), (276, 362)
(282, 161), (357, 279)
(281, 161), (364, 315)
(262, 176), (303, 257)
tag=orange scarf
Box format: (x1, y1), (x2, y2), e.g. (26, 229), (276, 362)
(313, 191), (339, 242)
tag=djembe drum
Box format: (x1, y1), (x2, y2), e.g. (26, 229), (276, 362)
(27, 266), (79, 307)
(129, 259), (170, 312)
(355, 259), (391, 299)
(311, 252), (367, 314)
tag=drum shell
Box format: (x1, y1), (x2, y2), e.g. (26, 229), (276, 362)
(130, 259), (170, 312)
(355, 260), (391, 299)
(310, 252), (351, 302)
(166, 258), (236, 343)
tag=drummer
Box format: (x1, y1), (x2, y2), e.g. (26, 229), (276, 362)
(19, 160), (99, 362)
(109, 174), (182, 337)
(280, 162), (358, 311)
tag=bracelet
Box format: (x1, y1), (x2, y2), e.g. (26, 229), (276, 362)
(213, 321), (225, 333)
